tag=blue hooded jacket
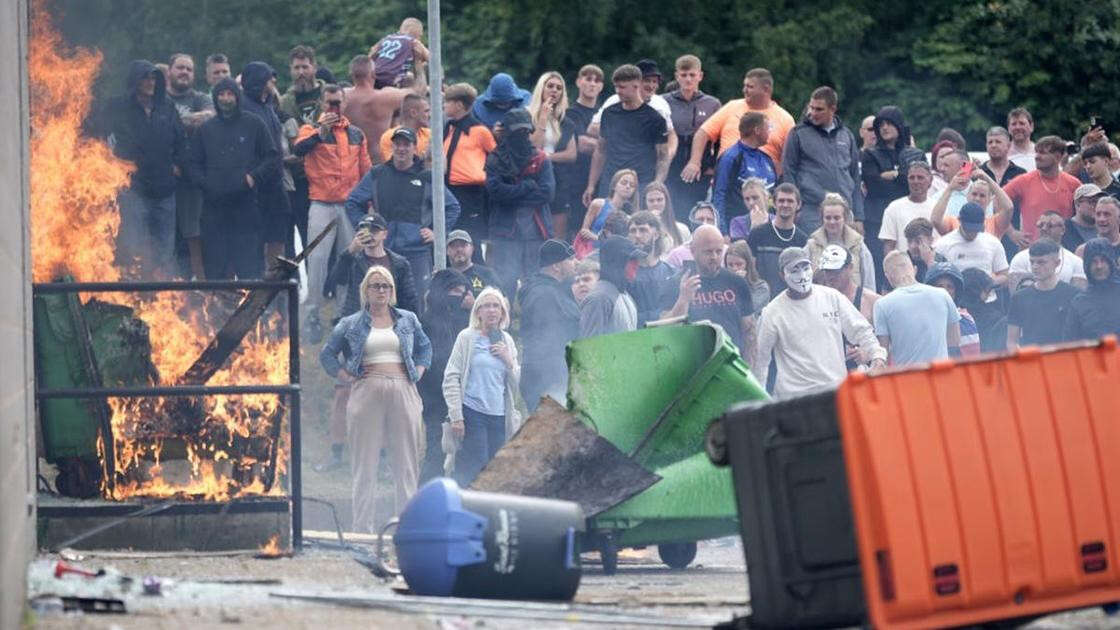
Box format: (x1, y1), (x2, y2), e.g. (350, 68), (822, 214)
(471, 73), (531, 128)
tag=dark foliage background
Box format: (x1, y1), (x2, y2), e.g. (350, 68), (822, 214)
(51, 0), (1120, 148)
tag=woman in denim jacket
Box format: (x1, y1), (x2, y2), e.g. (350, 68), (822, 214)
(320, 265), (431, 533)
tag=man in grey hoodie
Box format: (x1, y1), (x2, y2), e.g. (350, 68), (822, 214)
(579, 235), (645, 338)
(781, 86), (863, 234)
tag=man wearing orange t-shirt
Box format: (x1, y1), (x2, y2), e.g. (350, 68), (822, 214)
(680, 67), (795, 183)
(379, 92), (431, 161)
(1002, 136), (1081, 241)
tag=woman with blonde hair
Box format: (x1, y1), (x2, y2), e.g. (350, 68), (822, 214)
(442, 286), (521, 484)
(805, 192), (877, 292)
(529, 71), (578, 239)
(641, 182), (689, 255)
(320, 266), (431, 533)
(574, 168), (637, 257)
(528, 71), (577, 162)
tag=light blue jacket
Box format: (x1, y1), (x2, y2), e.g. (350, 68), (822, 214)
(320, 307), (432, 382)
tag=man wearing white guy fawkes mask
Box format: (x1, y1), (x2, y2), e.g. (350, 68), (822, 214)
(753, 246), (886, 398)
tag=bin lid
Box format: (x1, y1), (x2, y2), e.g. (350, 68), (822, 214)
(393, 478), (487, 596)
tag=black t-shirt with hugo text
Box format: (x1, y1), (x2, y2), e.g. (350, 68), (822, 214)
(1008, 281), (1080, 346)
(660, 268), (754, 355)
(599, 102), (667, 190)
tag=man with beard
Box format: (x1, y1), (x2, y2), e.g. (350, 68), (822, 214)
(1065, 184), (1104, 252)
(110, 59), (187, 279)
(240, 62), (293, 275)
(315, 213), (418, 471)
(754, 246), (885, 398)
(165, 53), (214, 279)
(446, 229), (498, 296)
(188, 78), (278, 279)
(1003, 136), (1081, 241)
(1007, 107), (1036, 171)
(279, 45), (324, 261)
(1076, 196), (1120, 258)
(662, 225), (756, 358)
(1065, 237), (1120, 342)
(627, 211), (675, 326)
(580, 235), (644, 337)
(417, 269), (473, 481)
(517, 239), (580, 411)
(485, 108), (555, 299)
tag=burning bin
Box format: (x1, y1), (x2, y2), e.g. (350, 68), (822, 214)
(392, 478), (583, 600)
(33, 290), (157, 497)
(567, 322), (768, 570)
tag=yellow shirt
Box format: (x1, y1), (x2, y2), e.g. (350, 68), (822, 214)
(699, 99), (795, 174)
(379, 126), (431, 162)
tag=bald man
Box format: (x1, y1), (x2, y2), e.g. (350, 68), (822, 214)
(343, 54), (423, 163)
(662, 224), (756, 358)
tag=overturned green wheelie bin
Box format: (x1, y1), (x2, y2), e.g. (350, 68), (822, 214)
(472, 321), (768, 574)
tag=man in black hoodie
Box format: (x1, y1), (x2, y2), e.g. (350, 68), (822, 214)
(418, 269), (474, 481)
(861, 106), (925, 286)
(240, 62), (293, 273)
(188, 78), (279, 279)
(110, 59), (187, 279)
(580, 235), (644, 338)
(1065, 237), (1120, 342)
(517, 239), (579, 411)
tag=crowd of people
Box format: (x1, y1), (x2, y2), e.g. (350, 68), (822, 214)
(106, 19), (1120, 532)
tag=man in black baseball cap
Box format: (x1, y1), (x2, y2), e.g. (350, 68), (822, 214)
(516, 239), (579, 411)
(345, 111), (461, 306)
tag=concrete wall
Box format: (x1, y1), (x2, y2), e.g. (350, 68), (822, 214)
(0, 0), (32, 628)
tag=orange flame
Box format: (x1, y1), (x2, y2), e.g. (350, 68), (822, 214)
(31, 3), (290, 503)
(257, 533), (284, 556)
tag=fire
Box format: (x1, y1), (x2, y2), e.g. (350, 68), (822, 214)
(257, 534), (284, 557)
(30, 2), (290, 503)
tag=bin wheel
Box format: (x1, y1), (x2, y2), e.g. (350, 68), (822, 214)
(599, 535), (618, 575)
(55, 458), (101, 499)
(706, 420), (728, 466)
(658, 542), (698, 570)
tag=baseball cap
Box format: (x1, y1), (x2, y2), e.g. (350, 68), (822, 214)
(391, 127), (418, 144)
(538, 239), (575, 268)
(501, 108), (534, 133)
(447, 229), (472, 245)
(635, 59), (662, 79)
(818, 244), (849, 271)
(777, 246), (811, 271)
(959, 202), (985, 232)
(357, 213), (388, 231)
(1075, 183), (1105, 201)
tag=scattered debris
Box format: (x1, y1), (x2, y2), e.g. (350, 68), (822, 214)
(143, 575), (161, 596)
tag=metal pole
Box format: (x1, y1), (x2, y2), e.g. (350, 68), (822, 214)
(287, 283), (302, 551)
(428, 0), (446, 271)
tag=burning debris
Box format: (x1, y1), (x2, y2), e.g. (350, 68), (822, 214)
(30, 4), (290, 503)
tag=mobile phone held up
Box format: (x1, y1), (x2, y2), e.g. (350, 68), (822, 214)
(487, 328), (503, 345)
(958, 161), (973, 178)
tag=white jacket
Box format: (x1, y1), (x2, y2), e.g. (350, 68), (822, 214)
(442, 328), (523, 437)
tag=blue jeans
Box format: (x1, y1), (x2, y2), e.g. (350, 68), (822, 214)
(117, 188), (176, 277)
(455, 404), (505, 486)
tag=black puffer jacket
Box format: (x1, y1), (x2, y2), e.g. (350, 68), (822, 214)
(860, 106), (925, 225)
(110, 60), (187, 198)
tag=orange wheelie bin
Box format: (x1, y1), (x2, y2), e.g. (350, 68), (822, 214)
(838, 338), (1120, 629)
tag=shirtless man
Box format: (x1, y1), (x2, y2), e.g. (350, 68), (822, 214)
(343, 55), (418, 164)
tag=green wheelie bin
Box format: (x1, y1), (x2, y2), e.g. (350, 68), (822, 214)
(565, 321), (768, 572)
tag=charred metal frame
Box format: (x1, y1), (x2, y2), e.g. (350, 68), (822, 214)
(32, 279), (304, 549)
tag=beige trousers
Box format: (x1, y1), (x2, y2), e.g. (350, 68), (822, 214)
(346, 371), (423, 534)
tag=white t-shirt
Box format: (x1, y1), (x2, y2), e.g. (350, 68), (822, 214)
(879, 195), (938, 251)
(933, 230), (1010, 275)
(753, 285), (885, 399)
(1009, 142), (1036, 171)
(1008, 247), (1086, 284)
(592, 93), (675, 131)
